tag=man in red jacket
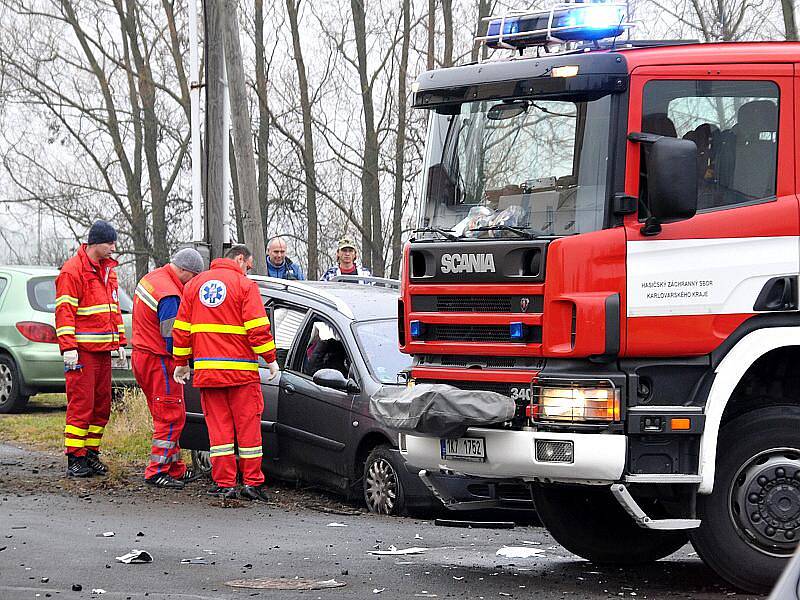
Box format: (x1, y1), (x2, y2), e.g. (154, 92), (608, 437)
(132, 248), (205, 489)
(55, 220), (127, 477)
(172, 245), (279, 501)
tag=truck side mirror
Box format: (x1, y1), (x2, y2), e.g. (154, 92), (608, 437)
(647, 137), (698, 222)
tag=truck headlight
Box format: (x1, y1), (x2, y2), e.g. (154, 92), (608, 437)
(533, 379), (620, 423)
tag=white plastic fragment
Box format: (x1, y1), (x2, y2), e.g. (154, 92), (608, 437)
(91, 590), (106, 595)
(496, 546), (546, 559)
(368, 545), (427, 556)
(101, 532), (115, 537)
(115, 549), (153, 564)
(373, 588), (385, 594)
(327, 522), (348, 527)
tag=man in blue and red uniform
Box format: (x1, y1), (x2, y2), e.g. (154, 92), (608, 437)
(172, 245), (279, 501)
(55, 220), (126, 477)
(132, 248), (204, 489)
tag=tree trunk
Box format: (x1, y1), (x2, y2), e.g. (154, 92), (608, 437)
(230, 135), (245, 242)
(351, 0), (383, 276)
(205, 0), (227, 261)
(782, 0), (798, 40)
(427, 0), (436, 69)
(391, 0), (410, 279)
(442, 0), (453, 67)
(471, 0), (492, 63)
(254, 0), (271, 241)
(286, 0), (319, 279)
(222, 0), (268, 274)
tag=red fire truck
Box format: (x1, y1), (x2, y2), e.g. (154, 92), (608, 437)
(398, 2), (800, 593)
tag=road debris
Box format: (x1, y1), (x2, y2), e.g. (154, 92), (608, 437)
(181, 557), (208, 565)
(226, 577), (346, 590)
(373, 588), (385, 594)
(368, 545), (427, 556)
(434, 519), (515, 530)
(96, 532), (115, 537)
(496, 546), (546, 559)
(327, 522), (348, 527)
(115, 549), (153, 564)
(91, 589), (106, 595)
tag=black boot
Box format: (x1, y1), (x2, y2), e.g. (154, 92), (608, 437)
(67, 455), (93, 478)
(240, 484), (269, 502)
(207, 485), (237, 499)
(145, 473), (185, 489)
(86, 450), (108, 476)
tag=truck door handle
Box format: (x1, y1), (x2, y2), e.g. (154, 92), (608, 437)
(753, 276), (798, 311)
(284, 384), (295, 395)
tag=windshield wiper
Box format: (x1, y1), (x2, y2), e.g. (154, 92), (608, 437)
(413, 227), (459, 241)
(468, 224), (538, 239)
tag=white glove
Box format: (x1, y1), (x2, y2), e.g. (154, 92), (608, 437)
(116, 346), (127, 362)
(63, 349), (79, 369)
(267, 361), (280, 381)
(173, 365), (191, 384)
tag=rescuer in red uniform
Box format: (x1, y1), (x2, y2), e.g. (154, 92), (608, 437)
(55, 220), (127, 477)
(132, 248), (205, 489)
(172, 245), (279, 501)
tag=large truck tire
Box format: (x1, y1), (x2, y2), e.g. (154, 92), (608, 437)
(689, 406), (800, 594)
(532, 483), (688, 564)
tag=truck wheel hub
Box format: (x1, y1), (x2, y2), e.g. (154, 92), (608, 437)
(731, 449), (800, 556)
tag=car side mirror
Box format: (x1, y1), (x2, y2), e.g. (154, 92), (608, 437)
(647, 137), (698, 223)
(313, 368), (360, 394)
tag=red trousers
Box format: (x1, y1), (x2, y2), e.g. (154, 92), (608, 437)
(200, 382), (264, 487)
(64, 350), (112, 456)
(132, 350), (187, 480)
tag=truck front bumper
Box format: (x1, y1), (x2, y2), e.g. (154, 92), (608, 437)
(402, 428), (626, 484)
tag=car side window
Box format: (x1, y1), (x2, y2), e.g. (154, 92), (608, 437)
(0, 277), (7, 300)
(641, 79), (779, 213)
(271, 305), (307, 369)
(293, 316), (351, 380)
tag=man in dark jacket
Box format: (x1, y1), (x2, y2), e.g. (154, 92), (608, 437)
(266, 237), (304, 280)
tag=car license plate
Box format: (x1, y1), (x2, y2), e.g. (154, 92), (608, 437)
(440, 437), (486, 462)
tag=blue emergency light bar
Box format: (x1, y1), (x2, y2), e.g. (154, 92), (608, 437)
(481, 2), (630, 50)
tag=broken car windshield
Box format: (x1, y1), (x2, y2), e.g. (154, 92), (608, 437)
(418, 95), (612, 239)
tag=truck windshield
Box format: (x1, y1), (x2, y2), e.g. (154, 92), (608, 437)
(418, 94), (612, 239)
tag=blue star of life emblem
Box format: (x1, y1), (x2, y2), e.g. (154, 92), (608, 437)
(199, 279), (227, 308)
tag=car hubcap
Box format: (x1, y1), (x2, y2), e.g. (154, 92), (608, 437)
(191, 450), (212, 476)
(0, 364), (13, 404)
(730, 447), (800, 557)
(365, 457), (399, 515)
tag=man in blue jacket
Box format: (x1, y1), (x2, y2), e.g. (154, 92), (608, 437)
(266, 237), (304, 280)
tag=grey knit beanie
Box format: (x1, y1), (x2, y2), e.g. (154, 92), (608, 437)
(171, 248), (204, 274)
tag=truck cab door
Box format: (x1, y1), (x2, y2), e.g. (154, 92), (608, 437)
(624, 64), (797, 357)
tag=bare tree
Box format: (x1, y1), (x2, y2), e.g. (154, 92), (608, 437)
(782, 0), (797, 39)
(391, 0), (411, 278)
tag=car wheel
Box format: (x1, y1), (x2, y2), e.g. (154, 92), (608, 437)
(689, 406), (800, 594)
(0, 355), (30, 414)
(191, 450), (212, 479)
(532, 483), (688, 564)
(363, 445), (406, 516)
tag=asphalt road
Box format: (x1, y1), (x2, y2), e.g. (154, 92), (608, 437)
(0, 444), (761, 600)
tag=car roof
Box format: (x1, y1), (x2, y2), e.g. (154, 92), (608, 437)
(252, 277), (399, 322)
(0, 265), (59, 276)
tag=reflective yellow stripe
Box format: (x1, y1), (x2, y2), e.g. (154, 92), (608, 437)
(238, 445), (263, 458)
(56, 326), (76, 336)
(173, 320), (191, 332)
(84, 438), (101, 447)
(117, 324), (126, 333)
(210, 443), (235, 457)
(76, 304), (118, 316)
(194, 360), (258, 372)
(190, 323), (246, 335)
(134, 285), (158, 311)
(251, 341), (276, 354)
(88, 425), (104, 434)
(56, 295), (79, 307)
(75, 335), (115, 343)
(65, 438), (85, 448)
(65, 424), (88, 436)
(173, 346), (192, 357)
(243, 317), (270, 330)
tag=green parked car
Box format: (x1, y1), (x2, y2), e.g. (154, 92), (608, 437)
(0, 265), (134, 413)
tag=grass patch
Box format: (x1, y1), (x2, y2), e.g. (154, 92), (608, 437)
(0, 388), (161, 481)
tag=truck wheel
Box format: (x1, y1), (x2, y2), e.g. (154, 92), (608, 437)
(363, 445), (406, 516)
(689, 406), (800, 594)
(532, 483), (688, 564)
(0, 355), (30, 414)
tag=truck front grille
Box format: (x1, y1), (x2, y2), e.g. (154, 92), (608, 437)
(412, 295), (544, 313)
(425, 323), (541, 343)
